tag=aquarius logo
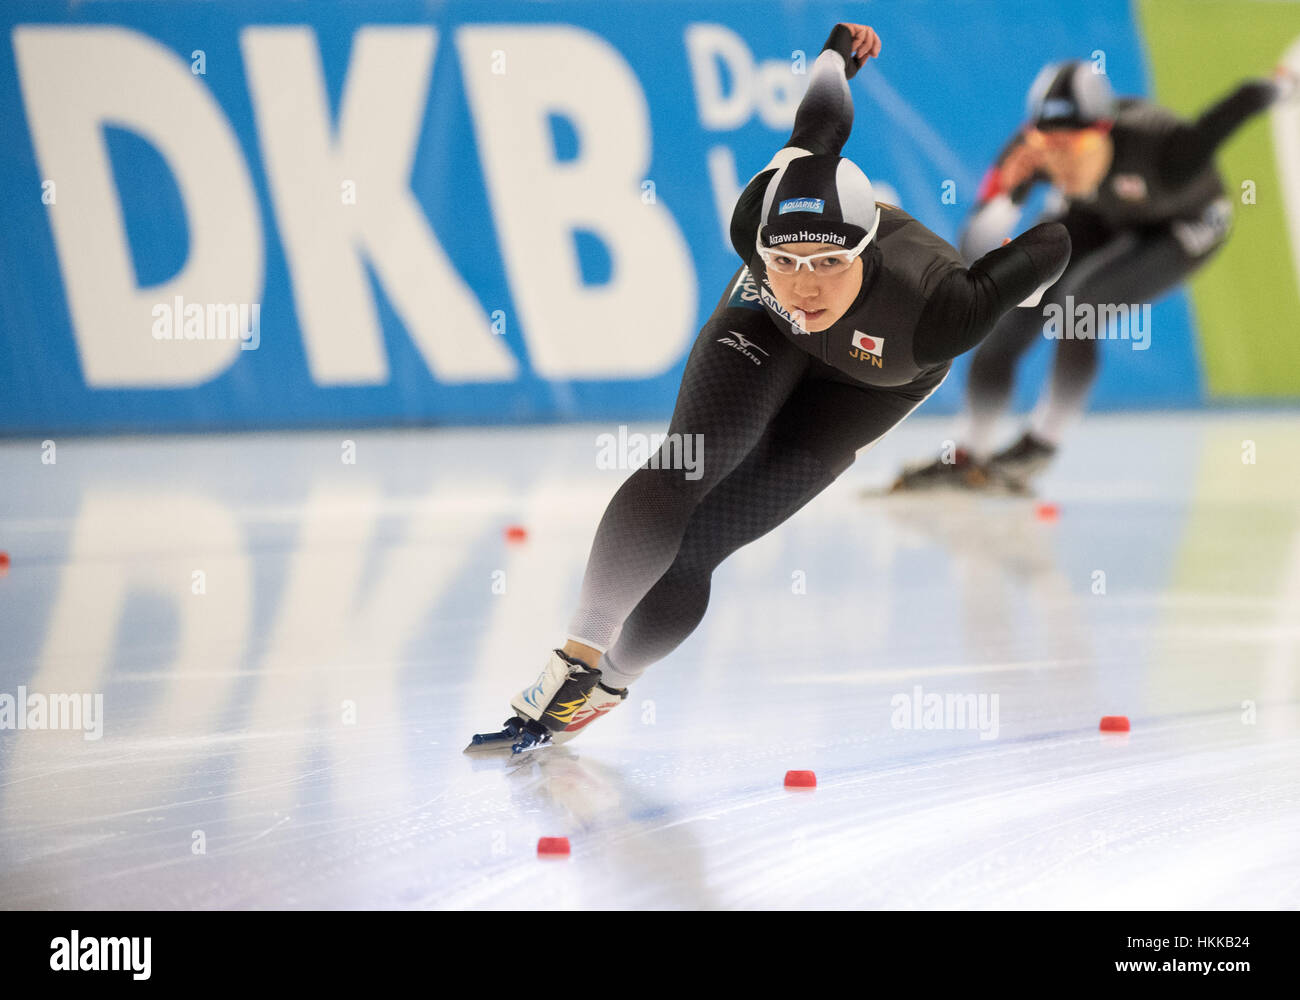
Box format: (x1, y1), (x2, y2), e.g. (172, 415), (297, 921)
(779, 197), (825, 214)
(1040, 97), (1076, 120)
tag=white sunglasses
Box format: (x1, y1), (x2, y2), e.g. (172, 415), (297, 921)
(755, 206), (881, 274)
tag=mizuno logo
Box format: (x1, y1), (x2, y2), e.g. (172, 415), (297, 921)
(718, 331), (770, 365)
(729, 332), (767, 354)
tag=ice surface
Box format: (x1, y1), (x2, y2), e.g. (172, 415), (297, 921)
(1, 414), (1297, 908)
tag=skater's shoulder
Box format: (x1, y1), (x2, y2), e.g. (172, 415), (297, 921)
(874, 201), (914, 235)
(875, 204), (964, 271)
(1113, 96), (1181, 132)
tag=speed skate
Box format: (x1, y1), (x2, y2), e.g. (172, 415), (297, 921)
(465, 648), (628, 754)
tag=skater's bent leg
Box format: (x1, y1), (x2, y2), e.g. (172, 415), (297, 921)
(600, 374), (942, 686)
(1028, 336), (1099, 445)
(962, 307), (1045, 459)
(565, 313), (808, 654)
(963, 207), (1117, 457)
(599, 430), (836, 686)
(1028, 229), (1206, 446)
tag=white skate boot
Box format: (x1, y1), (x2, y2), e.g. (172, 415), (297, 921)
(465, 649), (627, 754)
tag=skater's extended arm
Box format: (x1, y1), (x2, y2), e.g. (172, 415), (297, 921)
(729, 24), (880, 260)
(1157, 75), (1293, 187)
(785, 23), (877, 157)
(913, 222), (1071, 366)
(958, 131), (1049, 262)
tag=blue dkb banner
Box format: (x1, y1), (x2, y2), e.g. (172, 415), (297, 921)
(0, 0), (1202, 433)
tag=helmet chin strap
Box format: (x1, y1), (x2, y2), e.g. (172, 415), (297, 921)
(840, 227), (884, 320)
(863, 204), (882, 246)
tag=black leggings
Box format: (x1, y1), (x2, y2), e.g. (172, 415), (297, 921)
(566, 271), (947, 686)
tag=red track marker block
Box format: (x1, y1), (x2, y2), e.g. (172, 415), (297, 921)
(504, 525), (528, 543)
(784, 770), (817, 789)
(0, 551), (9, 574)
(1099, 715), (1130, 732)
(1035, 502), (1060, 521)
(537, 837), (570, 857)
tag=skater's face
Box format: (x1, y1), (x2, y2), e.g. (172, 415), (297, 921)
(1027, 126), (1113, 196)
(763, 242), (864, 332)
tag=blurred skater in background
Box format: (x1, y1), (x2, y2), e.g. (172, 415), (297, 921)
(893, 59), (1298, 493)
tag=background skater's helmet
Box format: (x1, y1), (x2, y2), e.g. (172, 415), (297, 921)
(757, 153), (881, 252)
(1026, 60), (1116, 130)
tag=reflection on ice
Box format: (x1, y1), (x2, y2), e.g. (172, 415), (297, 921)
(0, 415), (1297, 907)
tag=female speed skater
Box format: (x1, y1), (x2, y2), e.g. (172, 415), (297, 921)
(893, 58), (1299, 493)
(467, 22), (1073, 754)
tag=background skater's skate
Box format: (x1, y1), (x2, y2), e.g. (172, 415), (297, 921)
(879, 445), (1039, 498)
(886, 447), (991, 494)
(464, 649), (627, 755)
(983, 431), (1057, 494)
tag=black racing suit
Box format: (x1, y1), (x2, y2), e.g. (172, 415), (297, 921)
(565, 26), (1071, 686)
(959, 83), (1281, 453)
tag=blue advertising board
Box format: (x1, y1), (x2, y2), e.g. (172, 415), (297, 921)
(0, 1), (1208, 433)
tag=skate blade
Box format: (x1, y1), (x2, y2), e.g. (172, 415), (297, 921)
(861, 479), (939, 499)
(463, 722), (555, 755)
(981, 475), (1036, 498)
(463, 731), (519, 754)
(863, 480), (977, 499)
(462, 740), (554, 757)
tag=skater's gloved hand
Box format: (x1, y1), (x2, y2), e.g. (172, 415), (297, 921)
(998, 133), (1046, 191)
(843, 23), (881, 66)
(1273, 65), (1300, 103)
(825, 23), (881, 79)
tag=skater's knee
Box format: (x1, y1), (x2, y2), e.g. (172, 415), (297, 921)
(1055, 336), (1100, 375)
(971, 339), (1029, 379)
(973, 314), (1042, 374)
(622, 461), (711, 512)
(817, 448), (856, 481)
(771, 432), (849, 483)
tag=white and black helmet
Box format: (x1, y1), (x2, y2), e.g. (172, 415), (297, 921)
(1026, 60), (1116, 131)
(757, 153), (881, 250)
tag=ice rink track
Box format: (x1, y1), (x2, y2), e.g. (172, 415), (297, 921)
(1, 413), (1297, 909)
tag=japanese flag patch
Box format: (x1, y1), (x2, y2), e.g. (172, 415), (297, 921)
(851, 330), (883, 356)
